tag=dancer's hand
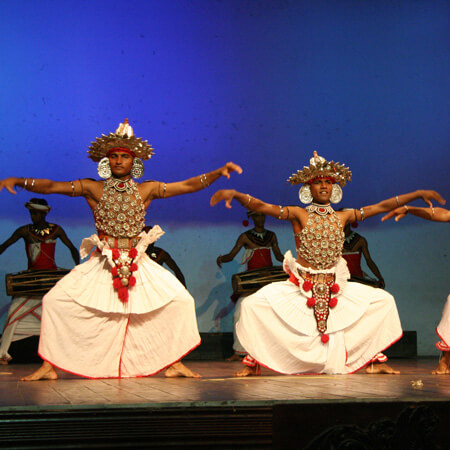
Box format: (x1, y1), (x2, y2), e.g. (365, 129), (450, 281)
(210, 189), (236, 208)
(417, 190), (445, 207)
(0, 178), (20, 195)
(382, 206), (410, 222)
(220, 162), (243, 179)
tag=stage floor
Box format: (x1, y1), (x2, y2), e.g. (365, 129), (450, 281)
(0, 358), (448, 409)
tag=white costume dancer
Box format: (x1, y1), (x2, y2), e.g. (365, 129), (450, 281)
(0, 119), (242, 380)
(210, 152), (437, 376)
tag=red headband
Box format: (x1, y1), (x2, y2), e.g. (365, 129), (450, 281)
(106, 147), (136, 158)
(307, 176), (336, 185)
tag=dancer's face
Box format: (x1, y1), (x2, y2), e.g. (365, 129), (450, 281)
(310, 178), (333, 204)
(29, 210), (47, 226)
(108, 151), (134, 178)
(251, 212), (266, 228)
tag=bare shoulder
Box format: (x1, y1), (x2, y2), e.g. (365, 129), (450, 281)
(137, 180), (160, 199)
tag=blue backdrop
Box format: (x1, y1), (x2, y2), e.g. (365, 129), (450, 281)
(0, 0), (448, 354)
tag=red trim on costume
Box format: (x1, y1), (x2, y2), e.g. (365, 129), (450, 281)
(118, 314), (131, 378)
(436, 327), (450, 350)
(39, 340), (202, 379)
(307, 176), (336, 185)
(348, 332), (403, 374)
(288, 272), (299, 286)
(106, 148), (136, 157)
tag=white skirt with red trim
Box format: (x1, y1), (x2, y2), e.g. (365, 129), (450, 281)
(436, 295), (450, 351)
(38, 232), (200, 378)
(235, 252), (402, 374)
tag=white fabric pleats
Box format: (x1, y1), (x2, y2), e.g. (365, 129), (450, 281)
(236, 254), (402, 375)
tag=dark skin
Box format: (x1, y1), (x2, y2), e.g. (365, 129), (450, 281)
(211, 180), (445, 376)
(343, 223), (384, 289)
(0, 151), (242, 380)
(0, 210), (79, 265)
(217, 213), (284, 268)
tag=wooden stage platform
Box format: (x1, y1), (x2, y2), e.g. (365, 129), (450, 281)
(0, 358), (449, 449)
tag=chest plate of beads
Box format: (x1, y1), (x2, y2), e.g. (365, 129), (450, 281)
(94, 178), (145, 238)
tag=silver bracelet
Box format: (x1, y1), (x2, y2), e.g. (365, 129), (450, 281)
(396, 195), (400, 207)
(245, 194), (251, 207)
(70, 181), (75, 196)
(360, 207), (365, 221)
(404, 205), (409, 214)
(200, 173), (209, 187)
(278, 206), (284, 219)
(30, 179), (35, 190)
(431, 206), (435, 217)
(162, 182), (167, 198)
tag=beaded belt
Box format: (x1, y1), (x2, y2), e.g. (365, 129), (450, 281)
(289, 270), (340, 344)
(100, 235), (140, 249)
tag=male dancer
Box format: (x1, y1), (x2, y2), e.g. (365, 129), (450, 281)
(0, 119), (242, 380)
(0, 198), (79, 364)
(211, 151), (443, 376)
(216, 211), (284, 360)
(383, 205), (449, 374)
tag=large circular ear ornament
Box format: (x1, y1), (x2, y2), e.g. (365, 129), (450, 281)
(330, 184), (343, 204)
(130, 158), (145, 179)
(97, 157), (112, 179)
(299, 184), (313, 204)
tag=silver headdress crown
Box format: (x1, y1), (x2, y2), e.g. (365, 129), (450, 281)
(287, 151), (352, 187)
(87, 119), (154, 162)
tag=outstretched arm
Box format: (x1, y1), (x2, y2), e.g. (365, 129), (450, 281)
(143, 162), (243, 202)
(0, 177), (99, 200)
(382, 206), (450, 223)
(340, 190), (446, 225)
(217, 234), (246, 268)
(56, 227), (80, 265)
(0, 227), (26, 256)
(210, 189), (305, 222)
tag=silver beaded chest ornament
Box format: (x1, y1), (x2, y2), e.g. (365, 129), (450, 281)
(288, 151), (352, 343)
(87, 119), (154, 303)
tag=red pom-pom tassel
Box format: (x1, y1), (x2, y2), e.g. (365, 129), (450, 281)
(330, 283), (340, 294)
(129, 248), (138, 259)
(306, 297), (316, 307)
(242, 220), (249, 227)
(128, 276), (136, 287)
(321, 334), (329, 343)
(351, 222), (358, 228)
(113, 277), (122, 289)
(111, 267), (118, 277)
(329, 297), (338, 308)
(130, 263), (138, 272)
(302, 280), (313, 292)
(112, 249), (120, 260)
(118, 286), (129, 302)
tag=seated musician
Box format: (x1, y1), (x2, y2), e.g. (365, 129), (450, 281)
(216, 211), (284, 360)
(0, 199), (79, 364)
(341, 220), (385, 288)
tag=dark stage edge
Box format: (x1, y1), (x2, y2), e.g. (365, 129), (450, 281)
(0, 359), (449, 449)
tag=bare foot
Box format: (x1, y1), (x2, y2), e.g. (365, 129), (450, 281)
(233, 364), (261, 377)
(226, 353), (243, 362)
(0, 357), (10, 365)
(21, 362), (58, 381)
(366, 362), (400, 374)
(432, 353), (450, 375)
(165, 361), (201, 378)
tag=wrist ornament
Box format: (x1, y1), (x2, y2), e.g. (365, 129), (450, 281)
(200, 173), (210, 188)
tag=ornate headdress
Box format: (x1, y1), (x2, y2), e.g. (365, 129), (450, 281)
(287, 151), (352, 204)
(287, 151), (351, 187)
(87, 119), (154, 162)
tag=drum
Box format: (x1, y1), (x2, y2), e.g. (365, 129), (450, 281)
(232, 265), (288, 296)
(5, 269), (70, 296)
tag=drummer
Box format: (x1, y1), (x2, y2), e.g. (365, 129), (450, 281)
(0, 198), (79, 364)
(216, 211), (284, 360)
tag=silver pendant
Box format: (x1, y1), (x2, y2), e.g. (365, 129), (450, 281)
(131, 158), (144, 179)
(98, 157), (112, 179)
(299, 185), (313, 204)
